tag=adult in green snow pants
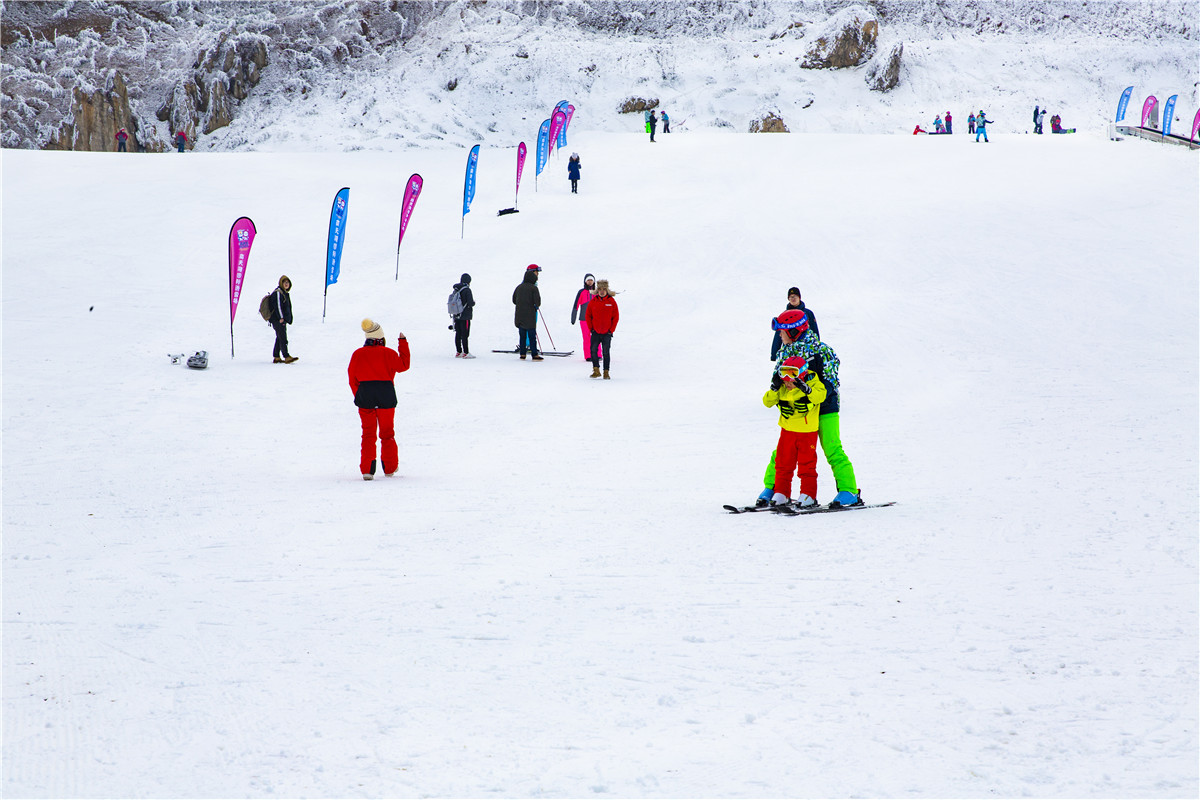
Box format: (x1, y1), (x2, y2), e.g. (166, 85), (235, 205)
(764, 411), (857, 494)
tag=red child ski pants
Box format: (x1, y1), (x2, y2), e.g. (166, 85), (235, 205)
(773, 428), (819, 500)
(359, 408), (397, 475)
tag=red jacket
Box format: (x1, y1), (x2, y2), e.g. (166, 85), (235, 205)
(586, 295), (619, 334)
(348, 339), (411, 408)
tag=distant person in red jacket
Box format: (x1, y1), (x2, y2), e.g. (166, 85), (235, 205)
(115, 128), (129, 152)
(348, 318), (411, 480)
(174, 129), (187, 152)
(585, 279), (619, 379)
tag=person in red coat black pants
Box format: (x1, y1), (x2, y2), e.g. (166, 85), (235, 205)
(348, 318), (411, 480)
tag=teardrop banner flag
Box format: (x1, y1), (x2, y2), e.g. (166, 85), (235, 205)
(323, 186), (349, 321)
(395, 173), (423, 280)
(227, 216), (256, 357)
(515, 142), (527, 207)
(1191, 108), (1200, 142)
(535, 119), (550, 188)
(1161, 95), (1178, 137)
(462, 144), (479, 239)
(1115, 86), (1133, 122)
(561, 104), (576, 146)
(548, 109), (567, 158)
(1140, 95), (1158, 128)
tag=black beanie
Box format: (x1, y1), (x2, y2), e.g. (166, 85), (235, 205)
(461, 273), (471, 284)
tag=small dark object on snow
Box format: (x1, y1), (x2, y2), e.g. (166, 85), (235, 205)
(497, 207), (520, 216)
(186, 351), (209, 370)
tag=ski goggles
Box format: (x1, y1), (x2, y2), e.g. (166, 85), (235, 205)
(778, 365), (805, 381)
(772, 316), (810, 333)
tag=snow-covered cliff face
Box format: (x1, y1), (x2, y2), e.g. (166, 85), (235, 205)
(2, 0), (1196, 152)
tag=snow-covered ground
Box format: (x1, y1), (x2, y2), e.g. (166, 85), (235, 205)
(3, 124), (1198, 797)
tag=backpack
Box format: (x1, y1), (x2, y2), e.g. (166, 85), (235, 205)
(259, 292), (273, 322)
(447, 285), (465, 319)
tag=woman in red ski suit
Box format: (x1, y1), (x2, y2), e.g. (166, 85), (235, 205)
(348, 318), (411, 479)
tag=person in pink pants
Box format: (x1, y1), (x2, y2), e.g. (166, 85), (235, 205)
(570, 273), (598, 359)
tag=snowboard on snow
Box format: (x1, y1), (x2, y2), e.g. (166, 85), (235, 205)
(169, 351), (208, 369)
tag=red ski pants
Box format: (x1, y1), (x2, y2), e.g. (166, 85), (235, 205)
(773, 428), (818, 500)
(359, 408), (397, 475)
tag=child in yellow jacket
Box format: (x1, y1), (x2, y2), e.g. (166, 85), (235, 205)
(763, 356), (827, 507)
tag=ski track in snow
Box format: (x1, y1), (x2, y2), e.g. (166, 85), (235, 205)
(2, 128), (1198, 797)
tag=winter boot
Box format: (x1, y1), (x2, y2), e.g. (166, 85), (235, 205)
(830, 490), (863, 508)
(283, 356), (298, 364)
(771, 492), (790, 507)
(590, 366), (602, 378)
(602, 370), (610, 379)
(794, 493), (817, 509)
(755, 487), (774, 507)
(462, 353), (475, 359)
(532, 355), (544, 361)
(273, 357), (284, 363)
(362, 460), (377, 481)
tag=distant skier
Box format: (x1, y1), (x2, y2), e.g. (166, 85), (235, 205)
(347, 318), (411, 480)
(268, 275), (297, 364)
(975, 109), (993, 142)
(1033, 104), (1040, 133)
(934, 115), (945, 134)
(567, 152), (581, 193)
(968, 112), (976, 134)
(944, 111), (953, 134)
(115, 127), (129, 152)
(1037, 108), (1047, 134)
(661, 111), (671, 133)
(649, 110), (658, 142)
(174, 129), (187, 152)
(452, 273), (475, 359)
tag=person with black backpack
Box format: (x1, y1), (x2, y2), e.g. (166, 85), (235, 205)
(450, 273), (475, 358)
(268, 275), (297, 364)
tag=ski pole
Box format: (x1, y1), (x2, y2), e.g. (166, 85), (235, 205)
(538, 311), (557, 351)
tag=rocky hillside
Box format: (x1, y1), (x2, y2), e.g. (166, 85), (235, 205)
(1, 0), (1196, 152)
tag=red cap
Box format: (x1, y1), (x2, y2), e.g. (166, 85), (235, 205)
(526, 264), (541, 272)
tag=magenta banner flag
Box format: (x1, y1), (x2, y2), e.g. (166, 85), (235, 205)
(548, 109), (567, 157)
(515, 142), (527, 206)
(227, 216), (256, 357)
(1191, 108), (1200, 141)
(395, 173), (423, 280)
(564, 104), (576, 141)
(1141, 95), (1158, 128)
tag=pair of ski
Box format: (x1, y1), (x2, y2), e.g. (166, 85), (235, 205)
(491, 349), (575, 357)
(723, 500), (895, 516)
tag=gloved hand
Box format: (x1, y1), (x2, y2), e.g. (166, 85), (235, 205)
(770, 373), (783, 391)
(795, 377), (811, 395)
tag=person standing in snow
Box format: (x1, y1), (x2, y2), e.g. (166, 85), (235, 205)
(934, 115), (945, 134)
(115, 128), (129, 152)
(571, 273), (597, 360)
(585, 279), (618, 379)
(1033, 104), (1040, 133)
(174, 129), (187, 152)
(348, 318), (411, 480)
(968, 112), (976, 134)
(268, 275), (297, 364)
(452, 273), (475, 359)
(649, 110), (658, 142)
(975, 110), (993, 143)
(945, 111), (953, 134)
(662, 111), (671, 133)
(770, 287), (818, 361)
(756, 309), (862, 508)
(762, 356), (827, 508)
(567, 152), (582, 194)
(1037, 108), (1047, 135)
(513, 264), (543, 361)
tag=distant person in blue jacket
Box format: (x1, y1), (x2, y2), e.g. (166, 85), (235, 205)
(567, 152), (581, 193)
(975, 110), (993, 142)
(661, 111), (671, 133)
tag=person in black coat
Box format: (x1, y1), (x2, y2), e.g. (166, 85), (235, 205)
(269, 275), (297, 363)
(452, 273), (476, 358)
(512, 264), (542, 360)
(648, 110), (658, 142)
(769, 287), (819, 361)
